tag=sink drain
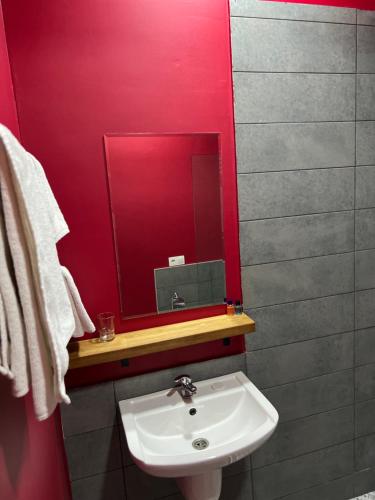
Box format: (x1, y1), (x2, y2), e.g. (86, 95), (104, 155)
(192, 438), (209, 450)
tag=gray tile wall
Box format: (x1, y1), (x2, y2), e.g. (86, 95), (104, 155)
(231, 0), (375, 498)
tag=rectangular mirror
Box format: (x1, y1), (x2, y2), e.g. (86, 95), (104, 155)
(104, 133), (226, 319)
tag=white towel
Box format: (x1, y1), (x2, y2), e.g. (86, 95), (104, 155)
(0, 124), (95, 419)
(0, 140), (56, 419)
(62, 266), (95, 339)
(0, 197), (28, 396)
(0, 292), (12, 380)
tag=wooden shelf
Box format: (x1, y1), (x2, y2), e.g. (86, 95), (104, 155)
(68, 313), (255, 369)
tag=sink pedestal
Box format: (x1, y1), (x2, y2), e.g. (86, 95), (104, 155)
(176, 468), (222, 500)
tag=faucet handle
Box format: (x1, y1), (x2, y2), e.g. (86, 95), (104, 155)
(174, 374), (197, 398)
(174, 374), (192, 386)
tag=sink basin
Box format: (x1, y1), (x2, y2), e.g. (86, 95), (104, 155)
(119, 371), (278, 500)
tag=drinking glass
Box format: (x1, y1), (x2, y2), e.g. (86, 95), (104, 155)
(97, 312), (115, 342)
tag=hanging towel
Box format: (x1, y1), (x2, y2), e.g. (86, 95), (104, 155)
(0, 292), (12, 380)
(0, 140), (56, 419)
(0, 124), (95, 419)
(0, 197), (28, 396)
(62, 266), (95, 339)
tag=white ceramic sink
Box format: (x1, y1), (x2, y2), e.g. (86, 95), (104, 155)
(119, 371), (278, 500)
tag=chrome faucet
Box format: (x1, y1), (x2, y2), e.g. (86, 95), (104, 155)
(171, 292), (186, 310)
(174, 374), (197, 399)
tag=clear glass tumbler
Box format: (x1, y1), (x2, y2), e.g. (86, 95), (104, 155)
(97, 312), (115, 342)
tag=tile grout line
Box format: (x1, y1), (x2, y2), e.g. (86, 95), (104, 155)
(239, 206), (375, 224)
(274, 473), (355, 500)
(354, 6), (358, 480)
(238, 165), (356, 174)
(256, 402), (354, 433)
(239, 208), (358, 223)
(247, 290), (356, 310)
(230, 8), (260, 498)
(355, 429), (375, 443)
(69, 467), (124, 484)
(244, 251), (355, 270)
(230, 13), (375, 28)
(256, 364), (355, 393)
(245, 329), (354, 352)
(252, 438), (355, 471)
(241, 249), (355, 268)
(238, 165), (357, 174)
(356, 358), (375, 370)
(230, 14), (357, 26)
(253, 438), (354, 472)
(234, 119), (374, 125)
(239, 209), (355, 221)
(69, 464), (123, 484)
(112, 381), (129, 498)
(246, 287), (375, 314)
(64, 423), (118, 440)
(246, 329), (355, 352)
(235, 71), (374, 76)
(261, 366), (354, 391)
(238, 163), (375, 175)
(234, 70), (358, 74)
(238, 167), (375, 175)
(244, 249), (375, 270)
(275, 472), (354, 500)
(236, 119), (357, 125)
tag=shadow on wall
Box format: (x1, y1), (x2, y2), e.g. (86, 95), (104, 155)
(0, 378), (28, 494)
(0, 377), (71, 500)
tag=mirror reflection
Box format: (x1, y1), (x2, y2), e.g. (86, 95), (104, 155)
(104, 133), (225, 318)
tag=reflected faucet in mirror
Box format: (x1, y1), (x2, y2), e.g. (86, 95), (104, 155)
(171, 292), (186, 310)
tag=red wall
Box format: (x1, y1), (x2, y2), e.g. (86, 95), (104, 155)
(106, 134), (223, 317)
(0, 4), (70, 500)
(192, 154), (223, 263)
(2, 0), (243, 385)
(0, 7), (17, 135)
